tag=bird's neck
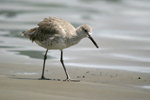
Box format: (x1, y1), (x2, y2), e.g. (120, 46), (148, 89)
(65, 28), (84, 47)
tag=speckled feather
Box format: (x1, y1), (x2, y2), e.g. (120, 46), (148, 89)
(38, 17), (75, 35)
(23, 17), (75, 42)
(22, 17), (93, 49)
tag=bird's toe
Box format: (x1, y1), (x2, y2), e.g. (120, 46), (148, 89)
(63, 78), (80, 82)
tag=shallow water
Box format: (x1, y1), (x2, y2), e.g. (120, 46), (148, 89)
(0, 0), (150, 73)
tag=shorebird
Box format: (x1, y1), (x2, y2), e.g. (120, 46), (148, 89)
(22, 17), (99, 81)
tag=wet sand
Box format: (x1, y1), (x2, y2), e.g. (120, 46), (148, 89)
(0, 63), (150, 100)
(0, 34), (150, 100)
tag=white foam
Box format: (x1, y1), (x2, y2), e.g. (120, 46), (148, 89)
(17, 72), (37, 75)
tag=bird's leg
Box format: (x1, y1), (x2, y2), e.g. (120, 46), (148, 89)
(39, 49), (49, 80)
(60, 50), (71, 80)
(60, 50), (80, 82)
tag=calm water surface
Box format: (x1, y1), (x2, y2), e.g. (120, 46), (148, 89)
(0, 0), (150, 73)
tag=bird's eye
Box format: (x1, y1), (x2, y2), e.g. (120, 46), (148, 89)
(84, 29), (87, 32)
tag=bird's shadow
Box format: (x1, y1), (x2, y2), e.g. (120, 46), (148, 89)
(10, 76), (62, 81)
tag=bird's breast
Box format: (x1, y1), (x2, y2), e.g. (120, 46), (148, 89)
(35, 34), (82, 50)
(35, 37), (69, 50)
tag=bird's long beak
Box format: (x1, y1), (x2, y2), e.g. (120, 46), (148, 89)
(87, 33), (99, 48)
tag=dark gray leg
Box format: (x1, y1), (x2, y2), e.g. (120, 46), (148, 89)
(39, 49), (49, 80)
(60, 50), (71, 80)
(60, 50), (80, 82)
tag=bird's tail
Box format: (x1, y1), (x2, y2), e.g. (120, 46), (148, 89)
(22, 27), (37, 42)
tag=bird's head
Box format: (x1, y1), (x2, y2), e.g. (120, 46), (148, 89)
(79, 24), (99, 48)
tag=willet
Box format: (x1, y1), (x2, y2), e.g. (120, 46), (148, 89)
(22, 17), (99, 82)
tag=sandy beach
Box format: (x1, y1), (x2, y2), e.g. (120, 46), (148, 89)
(0, 63), (150, 100)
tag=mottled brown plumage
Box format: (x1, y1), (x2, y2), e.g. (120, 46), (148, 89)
(23, 17), (75, 43)
(38, 17), (75, 34)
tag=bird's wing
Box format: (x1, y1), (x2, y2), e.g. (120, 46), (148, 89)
(37, 17), (75, 35)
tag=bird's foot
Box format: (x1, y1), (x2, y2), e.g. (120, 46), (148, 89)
(63, 78), (80, 82)
(38, 76), (50, 80)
